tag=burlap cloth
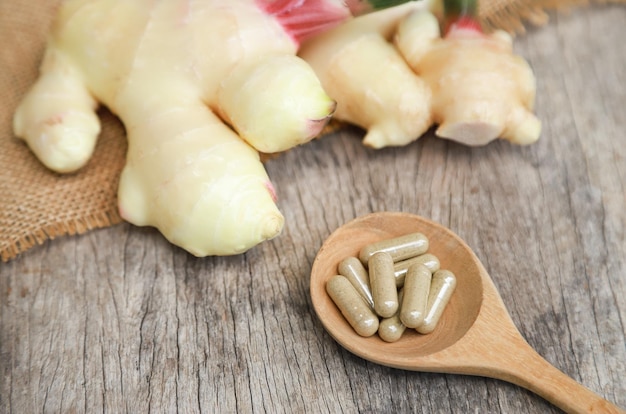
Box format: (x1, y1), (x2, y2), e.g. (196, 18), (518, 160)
(0, 0), (618, 262)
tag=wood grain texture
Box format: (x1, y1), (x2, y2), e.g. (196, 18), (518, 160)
(1, 5), (625, 413)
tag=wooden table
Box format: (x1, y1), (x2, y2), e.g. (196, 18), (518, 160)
(1, 5), (624, 413)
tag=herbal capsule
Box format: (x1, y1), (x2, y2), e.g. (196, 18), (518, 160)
(399, 264), (431, 328)
(359, 232), (429, 265)
(378, 290), (405, 343)
(417, 269), (457, 334)
(326, 275), (379, 337)
(369, 251), (398, 318)
(338, 256), (374, 309)
(394, 253), (440, 287)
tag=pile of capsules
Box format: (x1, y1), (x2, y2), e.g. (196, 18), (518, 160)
(326, 232), (457, 342)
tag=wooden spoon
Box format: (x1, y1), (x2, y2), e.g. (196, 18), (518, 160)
(310, 212), (625, 414)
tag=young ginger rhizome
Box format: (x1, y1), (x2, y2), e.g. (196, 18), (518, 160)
(300, 3), (434, 149)
(394, 10), (541, 146)
(14, 0), (338, 256)
(300, 6), (541, 148)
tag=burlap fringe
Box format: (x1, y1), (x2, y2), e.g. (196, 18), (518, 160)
(480, 0), (626, 33)
(1, 209), (123, 262)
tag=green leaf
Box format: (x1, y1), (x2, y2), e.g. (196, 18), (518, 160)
(363, 0), (417, 11)
(443, 0), (478, 17)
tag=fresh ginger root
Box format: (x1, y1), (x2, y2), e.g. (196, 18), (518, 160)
(394, 9), (541, 146)
(13, 0), (338, 256)
(14, 0), (542, 255)
(300, 3), (433, 149)
(300, 1), (540, 148)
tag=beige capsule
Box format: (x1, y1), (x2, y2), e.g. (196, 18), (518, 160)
(417, 269), (457, 334)
(369, 251), (398, 318)
(359, 232), (429, 265)
(338, 256), (374, 309)
(393, 253), (440, 287)
(326, 275), (379, 337)
(399, 264), (432, 328)
(378, 290), (405, 343)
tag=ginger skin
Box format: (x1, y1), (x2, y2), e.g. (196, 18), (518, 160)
(14, 0), (336, 256)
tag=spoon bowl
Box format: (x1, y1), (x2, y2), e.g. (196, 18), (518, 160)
(310, 212), (625, 414)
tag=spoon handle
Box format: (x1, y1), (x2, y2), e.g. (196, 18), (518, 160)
(493, 340), (625, 414)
